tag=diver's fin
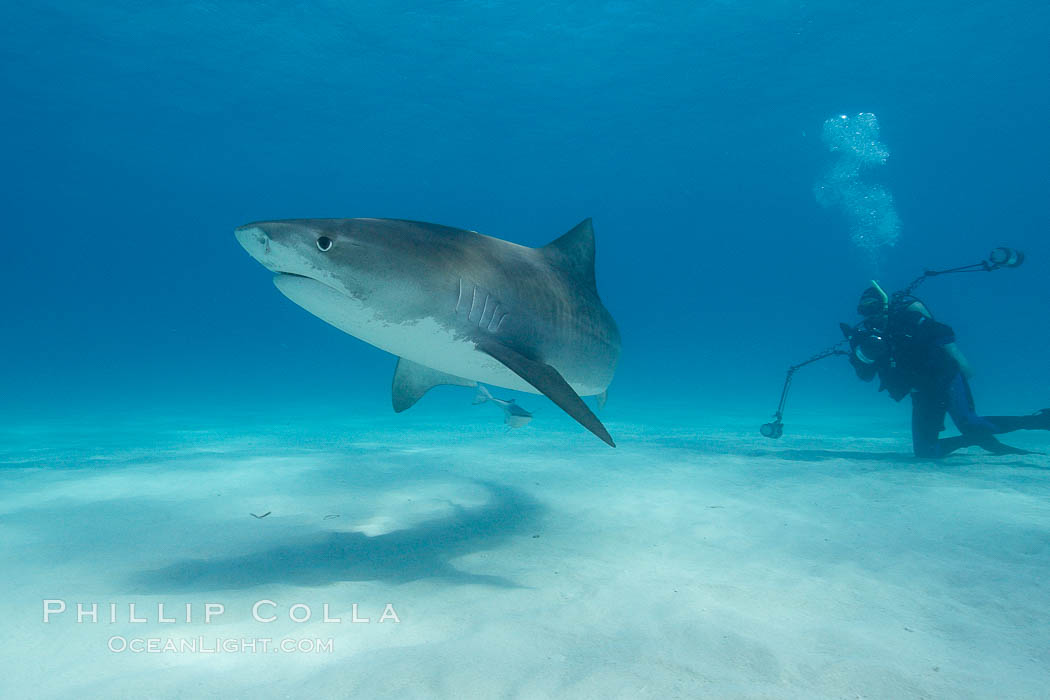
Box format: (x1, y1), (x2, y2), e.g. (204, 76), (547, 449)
(392, 358), (476, 412)
(974, 434), (1036, 456)
(475, 338), (615, 447)
(1032, 408), (1050, 430)
(595, 389), (608, 410)
(540, 218), (597, 290)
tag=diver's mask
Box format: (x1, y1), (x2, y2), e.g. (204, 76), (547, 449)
(856, 280), (889, 317)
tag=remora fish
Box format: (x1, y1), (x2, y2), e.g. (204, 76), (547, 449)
(473, 385), (533, 428)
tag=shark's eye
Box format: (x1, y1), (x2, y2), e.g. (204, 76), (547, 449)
(316, 236), (333, 252)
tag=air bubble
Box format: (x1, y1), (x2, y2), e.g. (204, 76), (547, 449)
(814, 112), (900, 261)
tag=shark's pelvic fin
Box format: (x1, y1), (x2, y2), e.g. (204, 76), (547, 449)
(392, 357), (476, 412)
(541, 218), (597, 290)
(475, 338), (615, 447)
(596, 389), (608, 410)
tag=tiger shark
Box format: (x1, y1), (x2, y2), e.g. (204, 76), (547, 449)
(234, 218), (620, 446)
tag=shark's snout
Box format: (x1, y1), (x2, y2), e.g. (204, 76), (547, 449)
(235, 224), (268, 253)
(234, 224), (279, 271)
(235, 221), (334, 286)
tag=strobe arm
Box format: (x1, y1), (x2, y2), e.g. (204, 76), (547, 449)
(899, 247), (1025, 297)
(761, 344), (849, 439)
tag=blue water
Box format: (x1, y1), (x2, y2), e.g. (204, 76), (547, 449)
(3, 0), (1046, 423)
(2, 2), (1049, 697)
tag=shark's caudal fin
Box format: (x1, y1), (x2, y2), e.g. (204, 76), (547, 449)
(392, 358), (476, 412)
(475, 338), (615, 447)
(540, 218), (597, 290)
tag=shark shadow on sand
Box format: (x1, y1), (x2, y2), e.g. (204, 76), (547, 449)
(130, 481), (541, 593)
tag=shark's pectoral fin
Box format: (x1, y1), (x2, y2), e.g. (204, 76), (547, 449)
(392, 358), (476, 412)
(475, 339), (615, 447)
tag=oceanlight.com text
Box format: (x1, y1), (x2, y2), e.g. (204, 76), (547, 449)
(107, 636), (335, 654)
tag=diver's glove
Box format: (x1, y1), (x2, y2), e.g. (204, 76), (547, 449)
(850, 353), (878, 382)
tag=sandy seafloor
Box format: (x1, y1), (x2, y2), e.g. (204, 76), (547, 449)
(2, 407), (1048, 700)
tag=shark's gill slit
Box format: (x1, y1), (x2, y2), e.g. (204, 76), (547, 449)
(493, 313), (508, 332)
(468, 285), (479, 320)
(455, 278), (465, 313)
(486, 304), (502, 330)
(479, 295), (494, 327)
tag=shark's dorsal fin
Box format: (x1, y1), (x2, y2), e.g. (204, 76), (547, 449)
(541, 218), (596, 289)
(392, 358), (476, 412)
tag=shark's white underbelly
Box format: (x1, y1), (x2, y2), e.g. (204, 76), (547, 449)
(274, 275), (601, 395)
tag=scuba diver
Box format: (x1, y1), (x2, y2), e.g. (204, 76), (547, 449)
(846, 280), (1050, 457)
(760, 247), (1047, 456)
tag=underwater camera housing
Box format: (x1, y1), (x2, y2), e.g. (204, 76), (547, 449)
(759, 246), (1025, 439)
(847, 323), (890, 366)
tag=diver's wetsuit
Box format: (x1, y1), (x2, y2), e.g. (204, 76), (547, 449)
(852, 301), (1047, 457)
